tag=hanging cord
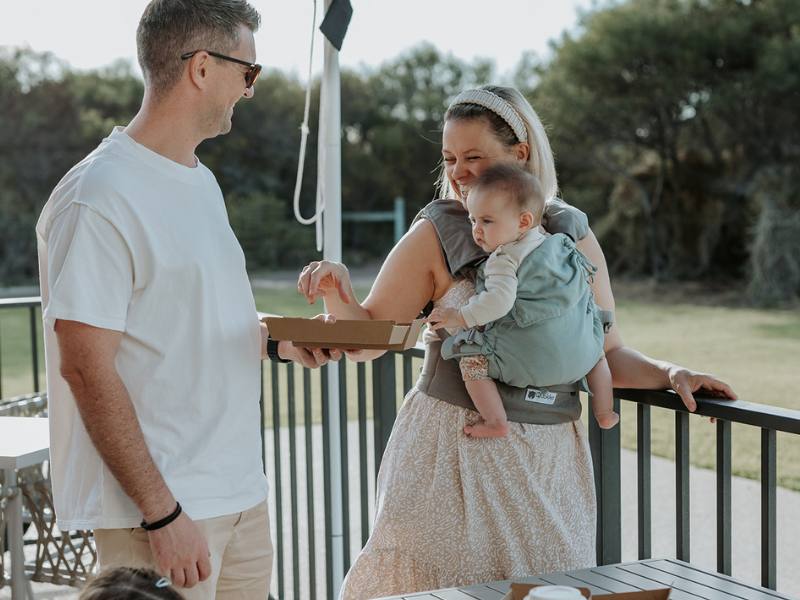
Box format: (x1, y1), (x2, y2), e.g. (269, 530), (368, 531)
(292, 0), (322, 230)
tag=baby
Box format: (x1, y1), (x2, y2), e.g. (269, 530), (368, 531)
(427, 163), (619, 437)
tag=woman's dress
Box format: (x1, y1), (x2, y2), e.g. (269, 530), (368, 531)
(340, 279), (596, 600)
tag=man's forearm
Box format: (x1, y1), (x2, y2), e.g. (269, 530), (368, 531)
(66, 367), (176, 521)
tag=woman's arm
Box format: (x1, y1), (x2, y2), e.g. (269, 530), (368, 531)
(298, 219), (451, 361)
(578, 229), (736, 411)
(299, 219), (445, 320)
(359, 219), (445, 321)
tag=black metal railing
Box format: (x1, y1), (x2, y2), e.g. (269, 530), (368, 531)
(261, 351), (424, 600)
(2, 297), (799, 599)
(590, 388), (800, 590)
(263, 349), (800, 598)
(0, 297), (43, 399)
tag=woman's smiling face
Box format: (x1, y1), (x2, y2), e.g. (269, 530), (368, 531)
(441, 117), (527, 202)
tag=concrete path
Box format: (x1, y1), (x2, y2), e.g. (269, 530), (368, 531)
(3, 423), (798, 599)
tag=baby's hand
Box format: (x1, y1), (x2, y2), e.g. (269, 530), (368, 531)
(426, 307), (466, 331)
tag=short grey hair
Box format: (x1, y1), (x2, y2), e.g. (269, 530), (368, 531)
(136, 0), (260, 96)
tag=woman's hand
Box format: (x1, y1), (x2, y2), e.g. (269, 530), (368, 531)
(667, 366), (737, 413)
(297, 261), (352, 305)
(426, 307), (466, 331)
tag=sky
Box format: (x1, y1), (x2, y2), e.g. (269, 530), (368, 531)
(0, 0), (595, 81)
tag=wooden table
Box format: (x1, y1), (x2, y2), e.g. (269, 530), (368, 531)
(377, 558), (792, 599)
(0, 417), (50, 600)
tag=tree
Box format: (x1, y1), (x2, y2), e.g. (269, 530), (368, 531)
(528, 0), (800, 302)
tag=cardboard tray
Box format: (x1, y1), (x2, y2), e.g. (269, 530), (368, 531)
(504, 584), (671, 600)
(263, 317), (425, 351)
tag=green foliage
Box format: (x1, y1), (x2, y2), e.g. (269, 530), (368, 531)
(1, 2), (798, 304)
(532, 0), (800, 299)
(747, 166), (800, 306)
(226, 192), (316, 269)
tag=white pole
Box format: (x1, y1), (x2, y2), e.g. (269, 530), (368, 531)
(321, 0), (344, 595)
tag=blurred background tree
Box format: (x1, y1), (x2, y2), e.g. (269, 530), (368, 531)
(527, 0), (800, 304)
(1, 0), (798, 304)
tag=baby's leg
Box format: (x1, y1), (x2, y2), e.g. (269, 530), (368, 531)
(459, 356), (509, 438)
(587, 355), (619, 429)
(464, 380), (509, 437)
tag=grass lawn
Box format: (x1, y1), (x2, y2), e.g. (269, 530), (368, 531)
(0, 305), (45, 398)
(610, 290), (800, 491)
(2, 283), (797, 490)
(252, 283), (800, 491)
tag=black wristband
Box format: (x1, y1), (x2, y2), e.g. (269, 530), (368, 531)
(266, 336), (291, 363)
(140, 502), (182, 531)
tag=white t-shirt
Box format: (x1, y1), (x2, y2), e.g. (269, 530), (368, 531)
(36, 127), (268, 530)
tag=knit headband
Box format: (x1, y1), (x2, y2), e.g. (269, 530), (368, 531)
(448, 89), (528, 143)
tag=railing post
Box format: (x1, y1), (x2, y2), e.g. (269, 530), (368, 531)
(761, 428), (776, 589)
(338, 360), (352, 572)
(372, 353), (397, 478)
(637, 403), (652, 559)
(259, 363), (265, 473)
(589, 396), (621, 565)
(270, 362), (285, 600)
(716, 419), (732, 575)
(29, 306), (39, 393)
(676, 411), (690, 562)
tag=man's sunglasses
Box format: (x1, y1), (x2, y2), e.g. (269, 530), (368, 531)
(180, 50), (262, 89)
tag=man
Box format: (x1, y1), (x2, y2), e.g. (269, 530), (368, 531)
(35, 1), (335, 598)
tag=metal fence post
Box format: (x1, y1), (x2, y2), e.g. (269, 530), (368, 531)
(372, 353), (397, 478)
(589, 396), (621, 565)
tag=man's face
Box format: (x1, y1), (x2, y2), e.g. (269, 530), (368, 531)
(207, 24), (258, 137)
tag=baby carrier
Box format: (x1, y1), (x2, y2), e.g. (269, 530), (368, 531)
(415, 199), (613, 424)
(441, 233), (605, 390)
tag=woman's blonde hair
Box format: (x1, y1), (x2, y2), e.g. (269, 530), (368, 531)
(436, 85), (558, 203)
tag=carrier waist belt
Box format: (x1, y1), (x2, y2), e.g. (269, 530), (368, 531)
(417, 341), (582, 425)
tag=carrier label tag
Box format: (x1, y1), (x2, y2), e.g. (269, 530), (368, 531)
(524, 388), (557, 405)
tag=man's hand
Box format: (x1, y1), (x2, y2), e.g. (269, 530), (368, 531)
(278, 340), (342, 368)
(277, 315), (343, 368)
(426, 307), (466, 331)
(147, 512), (211, 588)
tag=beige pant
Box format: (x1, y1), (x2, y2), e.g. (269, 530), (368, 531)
(94, 500), (273, 600)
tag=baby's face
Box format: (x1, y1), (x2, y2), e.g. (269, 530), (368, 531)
(466, 189), (528, 252)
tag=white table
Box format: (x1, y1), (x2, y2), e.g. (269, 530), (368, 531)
(0, 417), (50, 600)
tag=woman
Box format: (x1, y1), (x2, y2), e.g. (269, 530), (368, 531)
(298, 85), (734, 599)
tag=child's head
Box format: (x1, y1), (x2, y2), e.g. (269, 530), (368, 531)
(80, 567), (184, 600)
(465, 163), (545, 252)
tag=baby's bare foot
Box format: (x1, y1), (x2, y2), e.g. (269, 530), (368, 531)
(595, 411), (620, 430)
(464, 420), (509, 438)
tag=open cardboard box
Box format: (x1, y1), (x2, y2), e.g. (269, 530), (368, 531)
(504, 584), (671, 600)
(263, 316), (425, 351)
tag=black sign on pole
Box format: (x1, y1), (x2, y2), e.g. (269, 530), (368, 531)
(319, 0), (353, 51)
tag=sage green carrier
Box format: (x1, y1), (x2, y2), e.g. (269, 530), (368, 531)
(413, 198), (612, 425)
(441, 233), (605, 390)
